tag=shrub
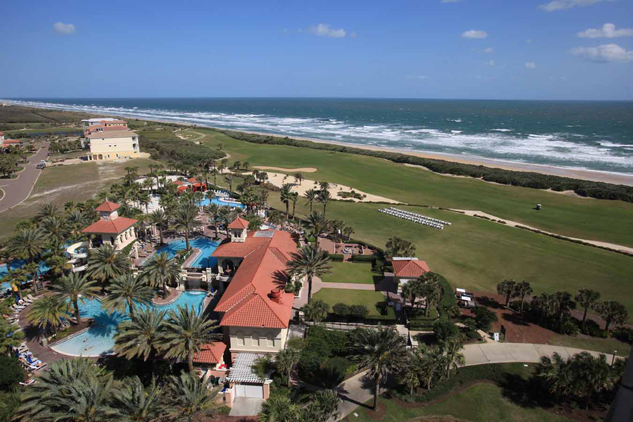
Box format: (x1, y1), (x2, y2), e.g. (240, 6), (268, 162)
(0, 356), (24, 390)
(466, 330), (482, 340)
(613, 327), (633, 344)
(472, 307), (498, 332)
(349, 305), (369, 319)
(332, 303), (350, 318)
(350, 255), (374, 263)
(433, 320), (460, 342)
(329, 254), (344, 262)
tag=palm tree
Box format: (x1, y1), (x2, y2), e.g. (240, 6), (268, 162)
(26, 296), (69, 333)
(596, 300), (629, 332)
(304, 389), (341, 422)
(259, 394), (301, 422)
(8, 228), (45, 295)
(280, 183), (293, 219)
(138, 191), (151, 214)
(52, 273), (100, 324)
(164, 372), (220, 422)
(441, 334), (465, 379)
(141, 252), (181, 295)
(275, 348), (301, 387)
(401, 278), (424, 309)
(514, 281), (533, 313)
(102, 274), (154, 318)
(17, 358), (113, 422)
(171, 202), (201, 251)
(535, 353), (575, 402)
(161, 306), (221, 374)
(114, 309), (167, 362)
(87, 244), (130, 289)
(347, 327), (408, 410)
(304, 189), (318, 213)
(205, 203), (221, 238)
(290, 192), (298, 220)
(317, 189), (332, 217)
(301, 299), (330, 323)
(575, 289), (601, 331)
(6, 268), (27, 300)
(288, 244), (332, 303)
(420, 273), (442, 317)
(41, 216), (68, 251)
(575, 352), (614, 409)
(497, 279), (518, 307)
(304, 212), (330, 240)
(224, 173), (234, 194)
(149, 209), (169, 245)
(551, 291), (577, 328)
(110, 376), (164, 422)
(37, 202), (60, 220)
(385, 236), (416, 259)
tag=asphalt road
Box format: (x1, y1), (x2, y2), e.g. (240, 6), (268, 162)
(0, 145), (49, 212)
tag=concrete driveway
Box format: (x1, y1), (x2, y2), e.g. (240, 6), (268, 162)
(229, 397), (264, 417)
(0, 145), (49, 212)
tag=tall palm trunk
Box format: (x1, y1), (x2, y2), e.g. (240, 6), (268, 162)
(373, 373), (381, 410)
(581, 306), (589, 330)
(307, 275), (313, 304)
(285, 202), (289, 219)
(309, 201), (313, 213)
(185, 231), (190, 251)
(128, 301), (135, 318)
(323, 202), (327, 216)
(291, 201), (297, 220)
(188, 351), (195, 374)
(74, 298), (81, 324)
(158, 227), (164, 245)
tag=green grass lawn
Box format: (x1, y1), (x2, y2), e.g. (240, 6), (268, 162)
(346, 382), (573, 422)
(180, 128), (633, 248)
(321, 262), (379, 284)
(549, 334), (631, 357)
(313, 289), (387, 317)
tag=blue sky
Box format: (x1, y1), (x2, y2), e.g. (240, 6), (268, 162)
(1, 0), (632, 100)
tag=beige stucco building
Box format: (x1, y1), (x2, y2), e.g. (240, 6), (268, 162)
(81, 118), (140, 161)
(82, 201), (137, 250)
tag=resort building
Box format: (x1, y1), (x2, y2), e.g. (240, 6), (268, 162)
(391, 257), (430, 292)
(173, 177), (207, 194)
(82, 118), (140, 161)
(82, 201), (137, 250)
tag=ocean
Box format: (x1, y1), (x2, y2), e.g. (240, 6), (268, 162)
(6, 98), (633, 175)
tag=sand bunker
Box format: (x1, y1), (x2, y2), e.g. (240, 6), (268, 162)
(253, 166), (318, 173)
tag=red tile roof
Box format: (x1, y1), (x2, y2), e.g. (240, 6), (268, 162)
(83, 217), (137, 234)
(193, 342), (227, 364)
(214, 230), (297, 329)
(227, 217), (250, 230)
(95, 201), (120, 212)
(391, 259), (430, 278)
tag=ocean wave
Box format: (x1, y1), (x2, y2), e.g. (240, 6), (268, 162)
(6, 99), (633, 170)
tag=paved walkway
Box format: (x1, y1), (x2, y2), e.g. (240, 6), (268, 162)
(0, 145), (49, 212)
(333, 342), (620, 421)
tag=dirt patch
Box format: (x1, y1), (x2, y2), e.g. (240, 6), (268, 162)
(466, 293), (555, 344)
(253, 166), (318, 173)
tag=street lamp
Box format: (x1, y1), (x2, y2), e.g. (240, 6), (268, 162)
(612, 350), (617, 367)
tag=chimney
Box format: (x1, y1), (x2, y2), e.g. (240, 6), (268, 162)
(269, 288), (282, 303)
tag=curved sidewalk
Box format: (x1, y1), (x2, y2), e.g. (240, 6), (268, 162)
(0, 145), (49, 212)
(334, 342), (620, 421)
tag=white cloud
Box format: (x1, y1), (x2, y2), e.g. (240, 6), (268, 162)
(539, 0), (606, 12)
(484, 47), (494, 53)
(525, 62), (537, 69)
(461, 30), (487, 39)
(485, 60), (495, 66)
(571, 43), (633, 62)
(578, 23), (633, 38)
(307, 23), (347, 38)
(407, 75), (429, 80)
(53, 22), (76, 35)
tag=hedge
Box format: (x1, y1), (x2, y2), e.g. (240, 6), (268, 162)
(212, 128), (633, 203)
(351, 255), (374, 263)
(329, 254), (344, 262)
(437, 274), (456, 319)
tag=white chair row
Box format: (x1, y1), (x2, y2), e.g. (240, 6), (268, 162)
(379, 209), (446, 230)
(386, 207), (451, 226)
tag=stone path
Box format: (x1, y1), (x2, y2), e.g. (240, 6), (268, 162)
(0, 145), (49, 212)
(333, 342), (621, 421)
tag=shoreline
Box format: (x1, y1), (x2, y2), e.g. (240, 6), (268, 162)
(7, 101), (633, 186)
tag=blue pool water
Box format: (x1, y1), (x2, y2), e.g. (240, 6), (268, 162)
(199, 197), (245, 209)
(50, 291), (207, 357)
(147, 237), (220, 269)
(1, 261), (51, 292)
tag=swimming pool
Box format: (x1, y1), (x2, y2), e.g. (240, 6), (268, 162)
(147, 237), (220, 269)
(50, 291), (207, 357)
(1, 261), (51, 292)
(199, 197), (245, 209)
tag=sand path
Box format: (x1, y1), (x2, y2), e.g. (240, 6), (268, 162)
(253, 166), (317, 173)
(454, 209), (633, 255)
